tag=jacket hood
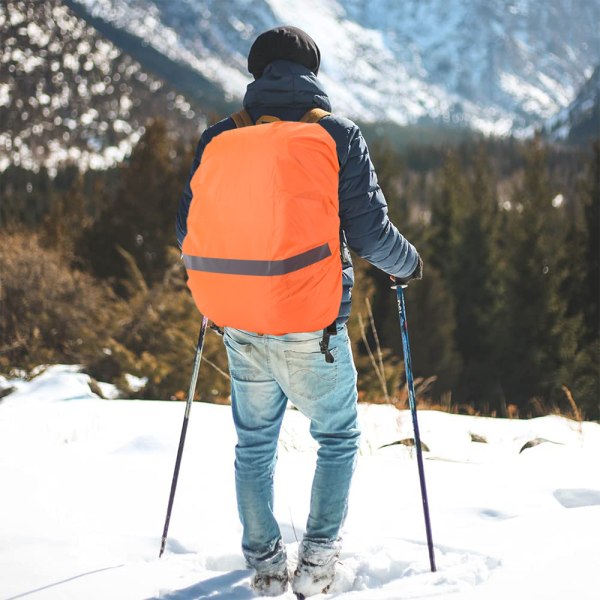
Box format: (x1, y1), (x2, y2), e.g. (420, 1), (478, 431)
(243, 60), (331, 112)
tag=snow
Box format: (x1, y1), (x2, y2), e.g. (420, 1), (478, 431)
(1, 366), (599, 599)
(68, 0), (600, 135)
(0, 82), (10, 107)
(124, 372), (148, 392)
(499, 72), (563, 118)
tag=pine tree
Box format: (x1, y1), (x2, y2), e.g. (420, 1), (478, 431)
(582, 141), (599, 347)
(428, 151), (469, 280)
(501, 140), (579, 410)
(116, 119), (183, 284)
(364, 143), (462, 403)
(401, 265), (462, 400)
(564, 141), (600, 419)
(41, 168), (87, 254)
(80, 119), (185, 293)
(451, 148), (506, 412)
(0, 166), (52, 228)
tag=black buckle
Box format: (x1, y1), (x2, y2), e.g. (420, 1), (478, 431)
(209, 322), (224, 336)
(319, 322), (337, 363)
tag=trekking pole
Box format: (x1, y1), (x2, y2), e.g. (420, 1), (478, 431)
(159, 315), (209, 558)
(395, 284), (436, 572)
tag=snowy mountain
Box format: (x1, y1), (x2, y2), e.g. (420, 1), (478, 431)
(0, 0), (207, 174)
(544, 66), (600, 143)
(67, 0), (600, 136)
(2, 1), (598, 174)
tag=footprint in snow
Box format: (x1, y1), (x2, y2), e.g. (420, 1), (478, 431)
(553, 488), (600, 509)
(332, 540), (499, 596)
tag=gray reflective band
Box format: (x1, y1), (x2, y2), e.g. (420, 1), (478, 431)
(183, 243), (332, 276)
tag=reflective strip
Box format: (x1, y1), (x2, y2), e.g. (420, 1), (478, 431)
(183, 243), (332, 276)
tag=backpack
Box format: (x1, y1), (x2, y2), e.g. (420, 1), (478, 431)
(182, 108), (342, 345)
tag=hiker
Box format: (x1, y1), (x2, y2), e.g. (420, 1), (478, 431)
(176, 26), (422, 598)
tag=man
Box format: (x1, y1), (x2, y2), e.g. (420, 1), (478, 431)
(176, 26), (422, 598)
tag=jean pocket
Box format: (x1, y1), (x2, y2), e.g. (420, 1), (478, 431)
(284, 346), (338, 402)
(224, 330), (252, 354)
(223, 331), (256, 381)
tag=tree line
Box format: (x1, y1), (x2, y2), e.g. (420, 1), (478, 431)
(0, 120), (598, 419)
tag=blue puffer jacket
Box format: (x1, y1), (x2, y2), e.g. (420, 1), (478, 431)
(176, 60), (418, 327)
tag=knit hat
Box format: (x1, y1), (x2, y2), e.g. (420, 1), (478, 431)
(247, 26), (321, 79)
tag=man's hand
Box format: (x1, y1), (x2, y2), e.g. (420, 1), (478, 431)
(390, 255), (423, 286)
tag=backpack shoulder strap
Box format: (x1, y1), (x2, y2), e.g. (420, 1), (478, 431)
(300, 108), (331, 123)
(256, 115), (282, 125)
(232, 108), (330, 127)
(231, 109), (254, 128)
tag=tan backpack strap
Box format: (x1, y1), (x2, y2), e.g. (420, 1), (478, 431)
(300, 108), (331, 123)
(231, 109), (254, 128)
(256, 115), (282, 125)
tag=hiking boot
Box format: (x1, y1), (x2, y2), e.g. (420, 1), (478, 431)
(291, 540), (340, 598)
(251, 564), (290, 597)
(245, 536), (289, 596)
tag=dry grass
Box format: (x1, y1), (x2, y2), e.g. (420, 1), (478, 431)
(561, 384), (584, 438)
(561, 385), (582, 422)
(358, 298), (390, 402)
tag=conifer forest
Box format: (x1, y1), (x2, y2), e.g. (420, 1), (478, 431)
(1, 121), (598, 420)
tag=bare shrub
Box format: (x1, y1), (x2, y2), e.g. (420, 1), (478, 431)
(91, 246), (231, 400)
(0, 231), (123, 372)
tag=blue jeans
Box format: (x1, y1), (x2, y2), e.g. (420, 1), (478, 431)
(223, 325), (360, 572)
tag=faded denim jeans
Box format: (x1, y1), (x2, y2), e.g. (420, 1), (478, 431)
(223, 325), (360, 573)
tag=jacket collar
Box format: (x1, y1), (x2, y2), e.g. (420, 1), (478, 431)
(243, 60), (331, 112)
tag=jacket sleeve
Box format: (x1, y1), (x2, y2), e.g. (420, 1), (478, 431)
(336, 121), (419, 279)
(176, 136), (206, 249)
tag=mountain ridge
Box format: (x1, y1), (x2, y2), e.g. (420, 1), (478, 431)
(68, 0), (600, 136)
(544, 66), (600, 143)
(1, 0), (598, 175)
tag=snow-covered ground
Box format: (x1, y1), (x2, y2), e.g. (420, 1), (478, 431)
(1, 365), (599, 599)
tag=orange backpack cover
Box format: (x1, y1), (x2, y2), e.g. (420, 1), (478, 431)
(182, 113), (342, 334)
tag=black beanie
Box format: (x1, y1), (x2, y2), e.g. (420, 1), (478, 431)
(248, 26), (321, 79)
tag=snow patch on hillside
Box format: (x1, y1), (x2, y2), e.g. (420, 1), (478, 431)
(0, 0), (205, 174)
